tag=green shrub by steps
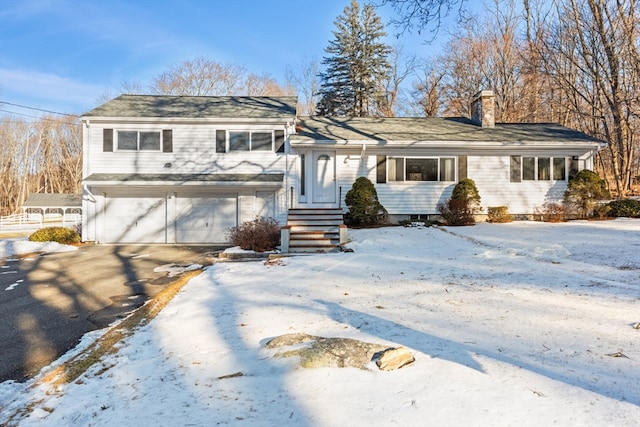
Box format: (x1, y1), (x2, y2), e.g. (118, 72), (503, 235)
(606, 199), (640, 218)
(345, 177), (387, 226)
(487, 206), (512, 223)
(29, 227), (81, 244)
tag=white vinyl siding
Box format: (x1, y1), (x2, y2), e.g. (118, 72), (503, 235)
(336, 152), (571, 216)
(84, 123), (286, 176)
(337, 153), (451, 214)
(470, 156), (567, 215)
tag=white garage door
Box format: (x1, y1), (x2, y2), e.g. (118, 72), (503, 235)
(105, 196), (166, 243)
(176, 195), (238, 243)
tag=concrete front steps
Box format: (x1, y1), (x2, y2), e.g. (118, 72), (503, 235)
(281, 208), (348, 253)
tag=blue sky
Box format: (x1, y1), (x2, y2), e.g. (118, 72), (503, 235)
(0, 0), (443, 118)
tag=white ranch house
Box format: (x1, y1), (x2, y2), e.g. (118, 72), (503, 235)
(81, 91), (603, 251)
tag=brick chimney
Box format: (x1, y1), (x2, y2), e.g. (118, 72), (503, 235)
(471, 90), (495, 128)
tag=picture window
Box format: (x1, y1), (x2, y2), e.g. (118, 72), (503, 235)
(387, 157), (456, 182)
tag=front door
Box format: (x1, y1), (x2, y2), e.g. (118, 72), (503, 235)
(312, 151), (336, 204)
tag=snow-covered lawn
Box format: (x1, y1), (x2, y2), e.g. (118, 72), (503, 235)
(1, 219), (639, 426)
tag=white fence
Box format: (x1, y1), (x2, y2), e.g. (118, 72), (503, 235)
(0, 212), (81, 231)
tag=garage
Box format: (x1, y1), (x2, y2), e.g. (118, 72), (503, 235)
(176, 195), (238, 243)
(84, 173), (283, 244)
(104, 195), (167, 243)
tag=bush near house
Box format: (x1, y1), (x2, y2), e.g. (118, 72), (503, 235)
(564, 170), (611, 218)
(345, 177), (388, 226)
(538, 202), (569, 222)
(227, 217), (281, 252)
(437, 178), (481, 226)
(593, 203), (611, 219)
(487, 206), (512, 223)
(29, 227), (81, 245)
(606, 199), (640, 218)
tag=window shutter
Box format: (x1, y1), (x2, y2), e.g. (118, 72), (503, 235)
(216, 130), (226, 153)
(458, 155), (467, 181)
(103, 129), (113, 152)
(376, 155), (387, 183)
(510, 156), (522, 182)
(162, 129), (173, 153)
(275, 130), (285, 153)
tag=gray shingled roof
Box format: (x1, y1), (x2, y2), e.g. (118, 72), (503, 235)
(83, 173), (284, 183)
(22, 193), (81, 207)
(293, 117), (605, 145)
(83, 95), (298, 119)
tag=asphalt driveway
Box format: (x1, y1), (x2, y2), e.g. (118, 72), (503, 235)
(0, 244), (222, 383)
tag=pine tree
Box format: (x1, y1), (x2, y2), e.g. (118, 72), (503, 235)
(316, 0), (391, 117)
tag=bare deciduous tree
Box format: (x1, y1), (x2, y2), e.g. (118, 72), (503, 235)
(150, 56), (287, 97)
(379, 0), (468, 41)
(412, 59), (446, 116)
(285, 57), (320, 116)
(535, 0), (640, 195)
(0, 116), (81, 216)
(377, 45), (417, 117)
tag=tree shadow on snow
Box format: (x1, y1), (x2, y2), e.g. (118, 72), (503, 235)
(314, 299), (639, 406)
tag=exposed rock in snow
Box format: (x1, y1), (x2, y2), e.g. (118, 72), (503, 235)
(267, 333), (412, 370)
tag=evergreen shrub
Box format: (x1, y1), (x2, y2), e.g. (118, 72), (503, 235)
(345, 177), (387, 226)
(29, 227), (81, 245)
(606, 199), (640, 218)
(487, 206), (512, 223)
(564, 170), (610, 218)
(437, 178), (481, 225)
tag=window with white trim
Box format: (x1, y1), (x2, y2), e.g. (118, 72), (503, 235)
(228, 131), (273, 151)
(117, 130), (161, 151)
(216, 129), (284, 153)
(511, 156), (567, 182)
(387, 157), (456, 182)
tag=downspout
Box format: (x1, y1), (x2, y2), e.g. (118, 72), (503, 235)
(282, 120), (295, 253)
(83, 119), (91, 242)
(285, 121), (291, 210)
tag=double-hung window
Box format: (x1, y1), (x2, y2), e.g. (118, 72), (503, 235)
(103, 129), (172, 153)
(117, 131), (161, 151)
(387, 157), (456, 182)
(511, 156), (567, 182)
(228, 131), (273, 151)
(216, 129), (285, 153)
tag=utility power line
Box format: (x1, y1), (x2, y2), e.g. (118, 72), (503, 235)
(0, 108), (80, 125)
(0, 100), (79, 117)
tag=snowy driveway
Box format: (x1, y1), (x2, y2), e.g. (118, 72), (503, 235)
(0, 243), (217, 382)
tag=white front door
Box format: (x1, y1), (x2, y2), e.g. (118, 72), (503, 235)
(312, 151), (336, 204)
